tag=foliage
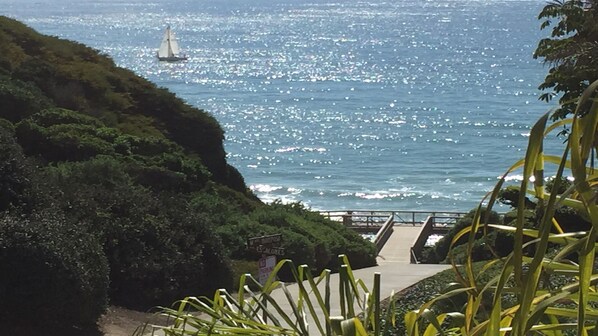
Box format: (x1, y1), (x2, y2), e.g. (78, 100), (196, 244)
(136, 255), (395, 336)
(498, 186), (536, 209)
(40, 157), (234, 308)
(212, 201), (377, 282)
(0, 75), (51, 121)
(534, 0), (598, 120)
(499, 178), (590, 234)
(0, 211), (109, 335)
(406, 80), (598, 335)
(248, 202), (377, 271)
(424, 209), (501, 263)
(389, 261), (506, 335)
(546, 175), (573, 194)
(0, 124), (31, 211)
(229, 259), (259, 291)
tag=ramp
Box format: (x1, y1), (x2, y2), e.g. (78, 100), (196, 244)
(376, 225), (422, 264)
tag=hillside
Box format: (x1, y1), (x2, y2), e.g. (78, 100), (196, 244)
(0, 16), (376, 335)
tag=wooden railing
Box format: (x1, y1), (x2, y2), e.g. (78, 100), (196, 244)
(373, 214), (394, 253)
(319, 210), (468, 254)
(320, 210), (468, 227)
(410, 214), (465, 263)
(411, 216), (435, 264)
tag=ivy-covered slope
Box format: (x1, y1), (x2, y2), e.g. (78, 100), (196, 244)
(0, 16), (376, 335)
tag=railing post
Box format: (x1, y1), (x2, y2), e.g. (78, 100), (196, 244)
(342, 211), (353, 227)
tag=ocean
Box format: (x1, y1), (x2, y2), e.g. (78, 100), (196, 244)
(2, 0), (565, 212)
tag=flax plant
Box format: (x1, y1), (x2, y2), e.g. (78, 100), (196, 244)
(406, 80), (598, 335)
(135, 255), (396, 336)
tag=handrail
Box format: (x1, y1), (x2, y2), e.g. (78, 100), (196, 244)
(410, 248), (420, 264)
(373, 214), (394, 253)
(410, 214), (468, 264)
(321, 210), (469, 214)
(321, 210), (469, 216)
(411, 216), (436, 263)
(320, 210), (469, 226)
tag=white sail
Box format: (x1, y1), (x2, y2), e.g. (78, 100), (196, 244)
(168, 30), (181, 55)
(157, 25), (187, 61)
(157, 27), (173, 59)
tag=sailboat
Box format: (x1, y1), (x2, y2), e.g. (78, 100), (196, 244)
(157, 25), (188, 62)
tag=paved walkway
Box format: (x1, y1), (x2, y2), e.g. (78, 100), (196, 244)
(143, 225), (450, 335)
(264, 225), (451, 332)
(372, 225), (450, 298)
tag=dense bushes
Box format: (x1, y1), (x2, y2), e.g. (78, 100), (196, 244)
(40, 157), (234, 308)
(2, 120), (375, 311)
(0, 125), (30, 211)
(0, 212), (109, 335)
(247, 202), (377, 271)
(499, 179), (591, 233)
(423, 209), (503, 263)
(0, 76), (51, 122)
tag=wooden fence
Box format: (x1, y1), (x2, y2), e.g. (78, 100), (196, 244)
(410, 215), (465, 264)
(373, 214), (394, 253)
(320, 210), (468, 227)
(320, 210), (468, 254)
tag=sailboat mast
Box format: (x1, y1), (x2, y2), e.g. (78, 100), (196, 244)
(166, 26), (174, 57)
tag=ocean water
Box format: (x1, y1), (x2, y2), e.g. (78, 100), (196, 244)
(3, 0), (566, 212)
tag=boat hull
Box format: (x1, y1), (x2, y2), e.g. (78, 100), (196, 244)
(157, 55), (188, 62)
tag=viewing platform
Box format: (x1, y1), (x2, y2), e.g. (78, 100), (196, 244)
(320, 210), (469, 263)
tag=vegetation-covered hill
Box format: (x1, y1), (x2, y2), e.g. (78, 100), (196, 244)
(0, 16), (376, 335)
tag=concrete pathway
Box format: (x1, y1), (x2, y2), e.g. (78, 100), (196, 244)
(262, 224), (451, 333)
(143, 225), (450, 335)
(370, 225), (450, 299)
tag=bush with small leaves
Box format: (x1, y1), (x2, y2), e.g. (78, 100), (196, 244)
(0, 211), (109, 335)
(0, 125), (31, 211)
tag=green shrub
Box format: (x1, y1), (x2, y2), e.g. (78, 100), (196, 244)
(224, 163), (249, 192)
(230, 259), (259, 291)
(0, 126), (31, 211)
(128, 164), (188, 191)
(15, 116), (115, 161)
(27, 107), (103, 128)
(498, 185), (536, 209)
(115, 134), (179, 156)
(41, 160), (234, 308)
(0, 76), (51, 122)
(554, 205), (591, 232)
(248, 202), (376, 272)
(0, 211), (109, 335)
(150, 153), (211, 190)
(546, 176), (573, 195)
(432, 208), (500, 263)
